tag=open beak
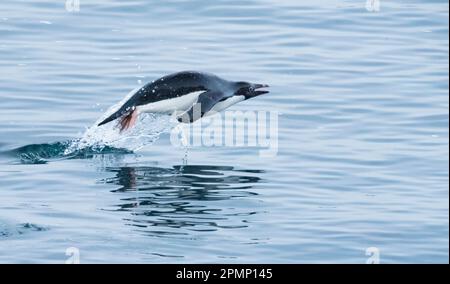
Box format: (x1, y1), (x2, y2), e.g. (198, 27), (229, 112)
(252, 83), (270, 96)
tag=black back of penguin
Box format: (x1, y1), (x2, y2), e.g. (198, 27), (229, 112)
(129, 71), (229, 107)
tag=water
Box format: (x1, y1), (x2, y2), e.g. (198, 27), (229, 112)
(0, 0), (448, 263)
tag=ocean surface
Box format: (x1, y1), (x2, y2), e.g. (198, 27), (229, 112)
(0, 0), (448, 263)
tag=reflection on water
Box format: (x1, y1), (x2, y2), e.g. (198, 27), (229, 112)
(100, 165), (264, 236)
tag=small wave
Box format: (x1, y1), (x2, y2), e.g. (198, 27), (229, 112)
(0, 222), (48, 238)
(4, 141), (132, 164)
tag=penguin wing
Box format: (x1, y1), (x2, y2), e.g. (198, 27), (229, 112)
(178, 90), (225, 123)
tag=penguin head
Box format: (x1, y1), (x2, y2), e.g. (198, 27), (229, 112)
(234, 81), (269, 99)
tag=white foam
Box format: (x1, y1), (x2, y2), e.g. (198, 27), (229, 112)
(64, 89), (178, 155)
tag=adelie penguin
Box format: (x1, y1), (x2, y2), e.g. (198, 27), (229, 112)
(97, 71), (269, 132)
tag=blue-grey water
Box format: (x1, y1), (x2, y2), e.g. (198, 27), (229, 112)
(0, 0), (448, 263)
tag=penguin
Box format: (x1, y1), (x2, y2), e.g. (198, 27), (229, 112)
(97, 71), (269, 131)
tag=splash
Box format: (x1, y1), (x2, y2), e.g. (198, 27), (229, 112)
(64, 113), (175, 155)
(64, 87), (178, 155)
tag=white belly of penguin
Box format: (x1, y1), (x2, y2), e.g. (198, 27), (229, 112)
(137, 91), (204, 114)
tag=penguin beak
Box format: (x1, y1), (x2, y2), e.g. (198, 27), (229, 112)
(252, 84), (269, 96)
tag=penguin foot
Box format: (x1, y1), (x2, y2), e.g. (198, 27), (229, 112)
(119, 109), (138, 132)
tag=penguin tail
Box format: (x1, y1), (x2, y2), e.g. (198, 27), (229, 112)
(97, 114), (117, 127)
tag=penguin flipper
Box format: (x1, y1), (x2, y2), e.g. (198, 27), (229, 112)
(178, 90), (224, 123)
